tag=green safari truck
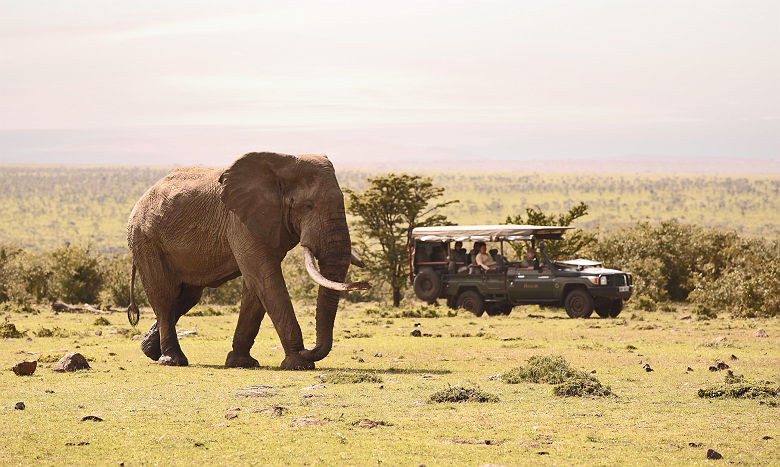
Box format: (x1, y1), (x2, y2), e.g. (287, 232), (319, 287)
(409, 225), (633, 318)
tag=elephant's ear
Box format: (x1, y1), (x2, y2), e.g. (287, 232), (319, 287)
(219, 152), (293, 248)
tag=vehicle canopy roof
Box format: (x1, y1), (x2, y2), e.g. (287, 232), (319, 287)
(410, 225), (573, 242)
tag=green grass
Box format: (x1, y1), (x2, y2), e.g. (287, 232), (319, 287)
(1, 302), (778, 464)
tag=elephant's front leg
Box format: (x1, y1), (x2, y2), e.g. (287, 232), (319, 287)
(242, 265), (314, 371)
(225, 278), (264, 368)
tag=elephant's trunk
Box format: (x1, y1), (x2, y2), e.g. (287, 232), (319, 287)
(299, 218), (366, 362)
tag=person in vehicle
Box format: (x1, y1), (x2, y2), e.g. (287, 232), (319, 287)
(519, 249), (539, 270)
(450, 241), (468, 264)
(476, 244), (497, 271)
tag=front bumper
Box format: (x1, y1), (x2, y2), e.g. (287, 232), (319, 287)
(590, 286), (633, 300)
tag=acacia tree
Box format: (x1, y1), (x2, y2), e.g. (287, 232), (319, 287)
(505, 202), (596, 260)
(346, 174), (457, 307)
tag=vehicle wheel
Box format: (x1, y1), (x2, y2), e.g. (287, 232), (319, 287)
(501, 304), (513, 315)
(564, 289), (594, 319)
(446, 296), (457, 309)
(413, 270), (442, 303)
(608, 299), (623, 318)
(485, 303), (503, 316)
(456, 290), (484, 317)
(594, 298), (611, 318)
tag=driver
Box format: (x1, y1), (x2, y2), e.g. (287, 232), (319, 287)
(519, 249), (540, 270)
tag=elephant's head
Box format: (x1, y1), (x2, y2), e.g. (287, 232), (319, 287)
(219, 152), (369, 363)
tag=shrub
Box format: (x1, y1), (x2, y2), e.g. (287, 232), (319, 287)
(553, 377), (613, 397)
(693, 304), (717, 320)
(503, 355), (583, 384)
(201, 277), (243, 306)
(0, 302), (39, 314)
(698, 381), (778, 399)
(0, 322), (25, 338)
(633, 295), (656, 312)
(49, 245), (102, 304)
(429, 385), (499, 403)
(0, 249), (52, 304)
(188, 305), (223, 317)
(93, 317), (111, 326)
(98, 253), (147, 308)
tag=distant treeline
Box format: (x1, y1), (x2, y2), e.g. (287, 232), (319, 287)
(0, 166), (777, 253)
(2, 221), (777, 317)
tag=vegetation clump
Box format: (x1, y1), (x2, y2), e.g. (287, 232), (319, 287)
(0, 302), (38, 314)
(503, 355), (583, 384)
(429, 385), (499, 403)
(0, 322), (25, 338)
(503, 354), (614, 397)
(633, 295), (656, 312)
(188, 305), (224, 317)
(35, 327), (75, 338)
(93, 317), (111, 326)
(693, 304), (717, 320)
(698, 372), (778, 399)
(322, 371), (383, 384)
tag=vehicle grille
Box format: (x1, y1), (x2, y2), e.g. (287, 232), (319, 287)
(606, 275), (627, 287)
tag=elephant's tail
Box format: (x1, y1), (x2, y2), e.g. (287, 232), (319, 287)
(127, 262), (140, 326)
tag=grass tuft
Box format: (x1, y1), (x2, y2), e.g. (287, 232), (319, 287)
(0, 322), (26, 338)
(503, 355), (583, 384)
(693, 304), (717, 320)
(35, 327), (76, 338)
(553, 377), (614, 397)
(188, 305), (223, 317)
(93, 317), (111, 326)
(429, 385), (499, 403)
(698, 372), (778, 399)
(322, 371), (383, 384)
(0, 302), (38, 314)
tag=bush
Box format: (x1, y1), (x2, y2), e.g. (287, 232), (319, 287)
(429, 385), (499, 403)
(0, 322), (25, 338)
(93, 317), (111, 326)
(553, 377), (613, 397)
(98, 253), (147, 308)
(0, 302), (38, 314)
(49, 245), (103, 304)
(693, 304), (717, 320)
(0, 249), (52, 304)
(188, 305), (224, 317)
(201, 277), (243, 306)
(633, 295), (657, 312)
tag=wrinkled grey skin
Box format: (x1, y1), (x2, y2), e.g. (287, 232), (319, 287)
(127, 152), (357, 370)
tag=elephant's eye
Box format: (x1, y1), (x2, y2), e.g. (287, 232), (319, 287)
(302, 201), (314, 210)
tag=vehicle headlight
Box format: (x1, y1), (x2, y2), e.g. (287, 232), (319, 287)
(599, 276), (608, 286)
(586, 276), (599, 285)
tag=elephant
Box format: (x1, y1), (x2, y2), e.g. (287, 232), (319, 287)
(126, 152), (370, 370)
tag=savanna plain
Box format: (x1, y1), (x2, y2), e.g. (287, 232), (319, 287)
(1, 166), (778, 465)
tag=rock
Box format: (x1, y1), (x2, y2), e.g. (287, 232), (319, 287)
(177, 330), (197, 337)
(686, 367), (694, 372)
(537, 451), (550, 455)
(14, 402), (25, 410)
(713, 336), (727, 342)
(225, 412), (238, 420)
(688, 442), (702, 447)
(131, 334), (143, 340)
(374, 353), (382, 357)
(753, 328), (768, 338)
(678, 314), (692, 320)
(80, 415), (103, 422)
(762, 436), (773, 440)
(53, 353), (90, 372)
(486, 374), (502, 381)
(641, 363), (653, 372)
(716, 361), (729, 370)
(12, 361), (37, 376)
(410, 329), (422, 337)
(706, 449), (722, 460)
(730, 354), (738, 360)
(300, 384), (325, 391)
(95, 330), (102, 336)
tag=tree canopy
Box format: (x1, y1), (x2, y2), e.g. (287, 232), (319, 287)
(345, 174), (457, 306)
(505, 202), (596, 261)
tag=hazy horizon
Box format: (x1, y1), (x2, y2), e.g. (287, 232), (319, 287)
(1, 1), (778, 169)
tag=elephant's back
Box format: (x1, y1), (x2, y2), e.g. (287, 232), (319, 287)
(127, 166), (224, 247)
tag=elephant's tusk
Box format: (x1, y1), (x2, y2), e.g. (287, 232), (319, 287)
(350, 249), (366, 268)
(303, 247), (371, 291)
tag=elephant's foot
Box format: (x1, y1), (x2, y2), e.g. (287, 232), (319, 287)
(141, 322), (161, 361)
(280, 354), (315, 371)
(158, 351), (189, 366)
(225, 351), (260, 368)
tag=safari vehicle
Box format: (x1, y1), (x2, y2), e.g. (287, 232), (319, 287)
(409, 225), (633, 318)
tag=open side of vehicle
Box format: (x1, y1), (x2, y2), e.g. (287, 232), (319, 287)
(409, 224), (633, 318)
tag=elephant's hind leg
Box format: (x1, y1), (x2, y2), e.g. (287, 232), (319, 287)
(226, 279), (265, 368)
(141, 285), (204, 362)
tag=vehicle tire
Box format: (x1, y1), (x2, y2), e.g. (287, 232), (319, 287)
(594, 298), (611, 318)
(608, 299), (623, 318)
(564, 289), (594, 319)
(501, 303), (513, 315)
(413, 270), (442, 303)
(457, 290), (484, 317)
(485, 303), (503, 316)
(446, 296), (457, 309)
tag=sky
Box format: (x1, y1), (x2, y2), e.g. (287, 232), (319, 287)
(0, 1), (778, 169)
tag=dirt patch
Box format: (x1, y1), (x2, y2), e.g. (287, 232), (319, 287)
(429, 385), (499, 403)
(321, 371), (382, 384)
